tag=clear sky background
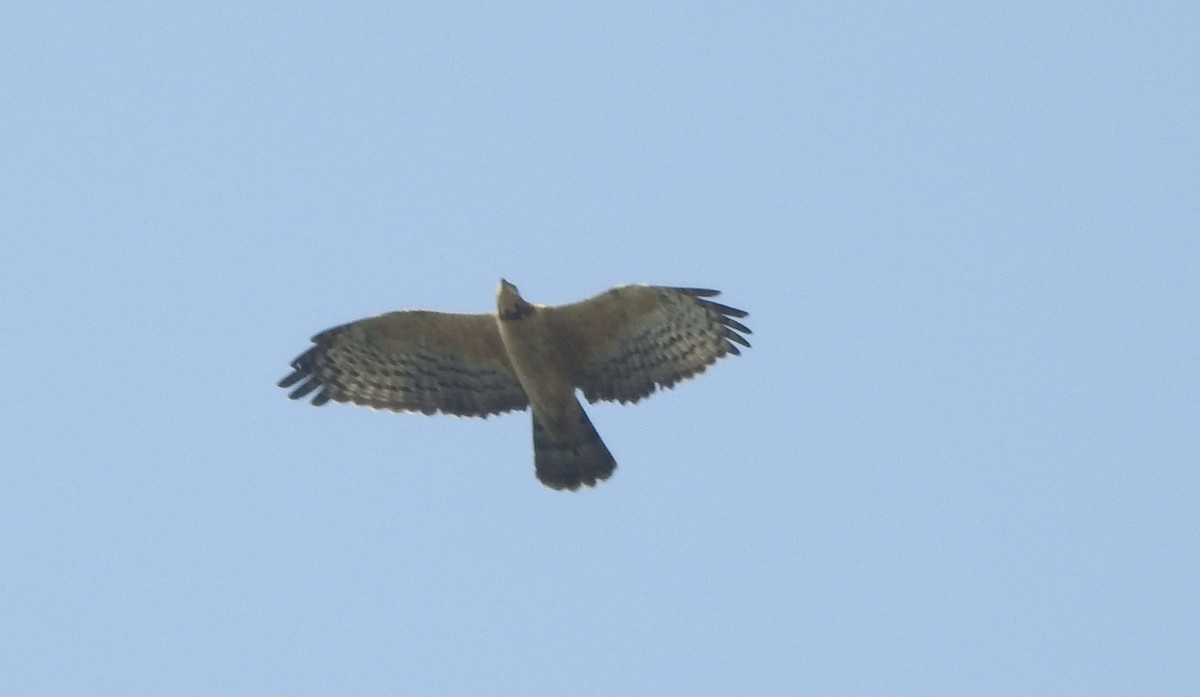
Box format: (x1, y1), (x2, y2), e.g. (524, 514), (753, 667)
(3, 2), (1197, 695)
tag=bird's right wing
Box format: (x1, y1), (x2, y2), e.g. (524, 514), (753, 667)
(279, 311), (529, 417)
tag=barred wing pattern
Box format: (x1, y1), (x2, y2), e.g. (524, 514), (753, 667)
(279, 311), (529, 417)
(546, 286), (752, 404)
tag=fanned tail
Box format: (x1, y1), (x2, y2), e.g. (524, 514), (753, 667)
(532, 401), (616, 491)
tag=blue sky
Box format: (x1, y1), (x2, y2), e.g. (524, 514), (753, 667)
(3, 2), (1197, 695)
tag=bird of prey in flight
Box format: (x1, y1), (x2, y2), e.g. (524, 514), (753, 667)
(279, 281), (750, 491)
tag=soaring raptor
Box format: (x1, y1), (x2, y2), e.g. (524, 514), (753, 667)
(279, 281), (751, 491)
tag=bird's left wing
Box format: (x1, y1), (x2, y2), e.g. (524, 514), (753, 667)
(544, 285), (751, 404)
(279, 311), (529, 417)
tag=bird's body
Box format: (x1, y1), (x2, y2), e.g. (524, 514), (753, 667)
(495, 280), (616, 488)
(279, 280), (750, 490)
(495, 281), (573, 428)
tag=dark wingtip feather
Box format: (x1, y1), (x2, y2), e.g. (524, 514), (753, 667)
(286, 378), (322, 400)
(726, 329), (751, 348)
(278, 344), (326, 403)
(277, 371), (303, 389)
(675, 287), (722, 298)
(708, 300), (751, 352)
(719, 315), (752, 336)
(700, 299), (749, 319)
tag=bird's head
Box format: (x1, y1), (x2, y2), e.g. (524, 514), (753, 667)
(496, 279), (534, 320)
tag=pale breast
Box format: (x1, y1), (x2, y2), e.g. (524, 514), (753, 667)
(496, 310), (576, 421)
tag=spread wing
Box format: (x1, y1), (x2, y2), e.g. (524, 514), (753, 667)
(278, 311), (529, 417)
(545, 285), (751, 404)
